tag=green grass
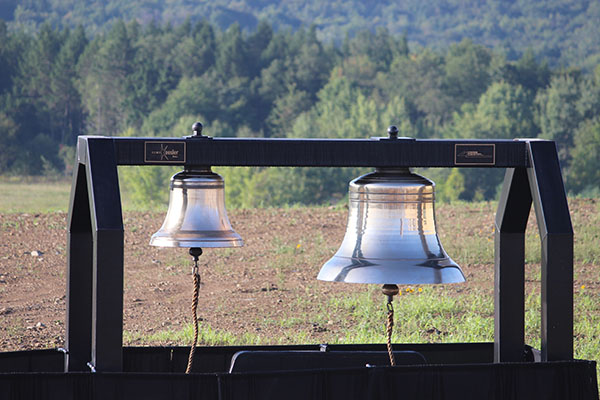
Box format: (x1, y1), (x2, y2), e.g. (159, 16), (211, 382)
(574, 288), (600, 362)
(124, 323), (266, 346)
(121, 283), (597, 351)
(0, 177), (166, 213)
(435, 200), (600, 265)
(321, 286), (497, 344)
(0, 181), (72, 213)
(123, 284), (599, 388)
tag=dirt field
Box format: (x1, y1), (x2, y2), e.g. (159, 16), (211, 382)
(0, 202), (597, 352)
(0, 208), (349, 350)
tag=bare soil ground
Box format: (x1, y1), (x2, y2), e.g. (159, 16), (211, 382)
(0, 208), (348, 350)
(0, 202), (597, 351)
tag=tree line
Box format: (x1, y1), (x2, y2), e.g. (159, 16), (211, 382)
(0, 19), (598, 206)
(4, 0), (599, 71)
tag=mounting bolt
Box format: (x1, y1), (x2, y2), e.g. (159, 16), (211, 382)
(387, 125), (399, 139)
(186, 121), (212, 140)
(192, 122), (204, 137)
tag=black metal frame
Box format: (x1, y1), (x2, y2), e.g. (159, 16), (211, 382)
(65, 136), (573, 373)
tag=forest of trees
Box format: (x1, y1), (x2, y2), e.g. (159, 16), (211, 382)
(3, 0), (599, 71)
(0, 18), (599, 206)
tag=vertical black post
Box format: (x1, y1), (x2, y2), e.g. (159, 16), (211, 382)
(527, 141), (573, 361)
(494, 167), (531, 362)
(65, 163), (93, 371)
(85, 137), (124, 372)
(66, 137), (125, 372)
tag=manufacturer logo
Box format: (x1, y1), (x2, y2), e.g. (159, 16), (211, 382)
(144, 142), (186, 163)
(154, 144), (179, 160)
(454, 144), (495, 165)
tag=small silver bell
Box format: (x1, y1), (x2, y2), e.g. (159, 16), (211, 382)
(150, 167), (243, 248)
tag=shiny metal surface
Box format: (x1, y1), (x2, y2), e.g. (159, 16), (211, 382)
(318, 168), (464, 284)
(150, 168), (243, 248)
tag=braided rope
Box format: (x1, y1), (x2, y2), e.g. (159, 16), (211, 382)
(386, 300), (396, 366)
(185, 263), (201, 374)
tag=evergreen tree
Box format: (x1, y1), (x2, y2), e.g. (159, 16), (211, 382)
(267, 84), (312, 136)
(50, 25), (87, 144)
(577, 73), (600, 121)
(170, 20), (216, 78)
(383, 49), (452, 127)
(514, 49), (551, 92)
(291, 25), (335, 101)
(444, 39), (492, 106)
(216, 23), (248, 79)
(0, 20), (21, 96)
(566, 120), (600, 195)
(246, 20), (273, 76)
(453, 82), (536, 140)
(125, 41), (175, 126)
(141, 75), (218, 136)
(17, 22), (61, 103)
(536, 74), (581, 166)
(450, 82), (536, 199)
(78, 20), (134, 135)
(345, 28), (398, 72)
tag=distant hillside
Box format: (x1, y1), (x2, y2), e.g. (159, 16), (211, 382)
(2, 0), (599, 69)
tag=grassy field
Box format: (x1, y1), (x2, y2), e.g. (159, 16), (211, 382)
(1, 179), (598, 386)
(0, 177), (158, 213)
(0, 179), (73, 213)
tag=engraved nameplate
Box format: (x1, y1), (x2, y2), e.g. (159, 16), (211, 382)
(455, 144), (495, 166)
(144, 142), (186, 163)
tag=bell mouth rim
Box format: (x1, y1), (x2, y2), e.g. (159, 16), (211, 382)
(316, 269), (466, 285)
(316, 277), (466, 285)
(317, 255), (465, 285)
(329, 255), (458, 263)
(149, 238), (244, 248)
(150, 230), (243, 248)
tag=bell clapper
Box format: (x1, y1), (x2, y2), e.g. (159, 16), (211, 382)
(382, 284), (399, 366)
(186, 247), (203, 374)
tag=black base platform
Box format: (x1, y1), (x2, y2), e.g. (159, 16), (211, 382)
(1, 344), (597, 400)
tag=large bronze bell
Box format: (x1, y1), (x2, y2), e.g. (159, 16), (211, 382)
(149, 167), (243, 248)
(318, 167), (464, 285)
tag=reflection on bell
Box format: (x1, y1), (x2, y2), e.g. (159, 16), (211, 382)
(150, 167), (243, 248)
(318, 168), (464, 284)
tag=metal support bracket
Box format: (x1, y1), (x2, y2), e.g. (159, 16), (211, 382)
(66, 137), (123, 372)
(65, 136), (573, 371)
(494, 140), (573, 362)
